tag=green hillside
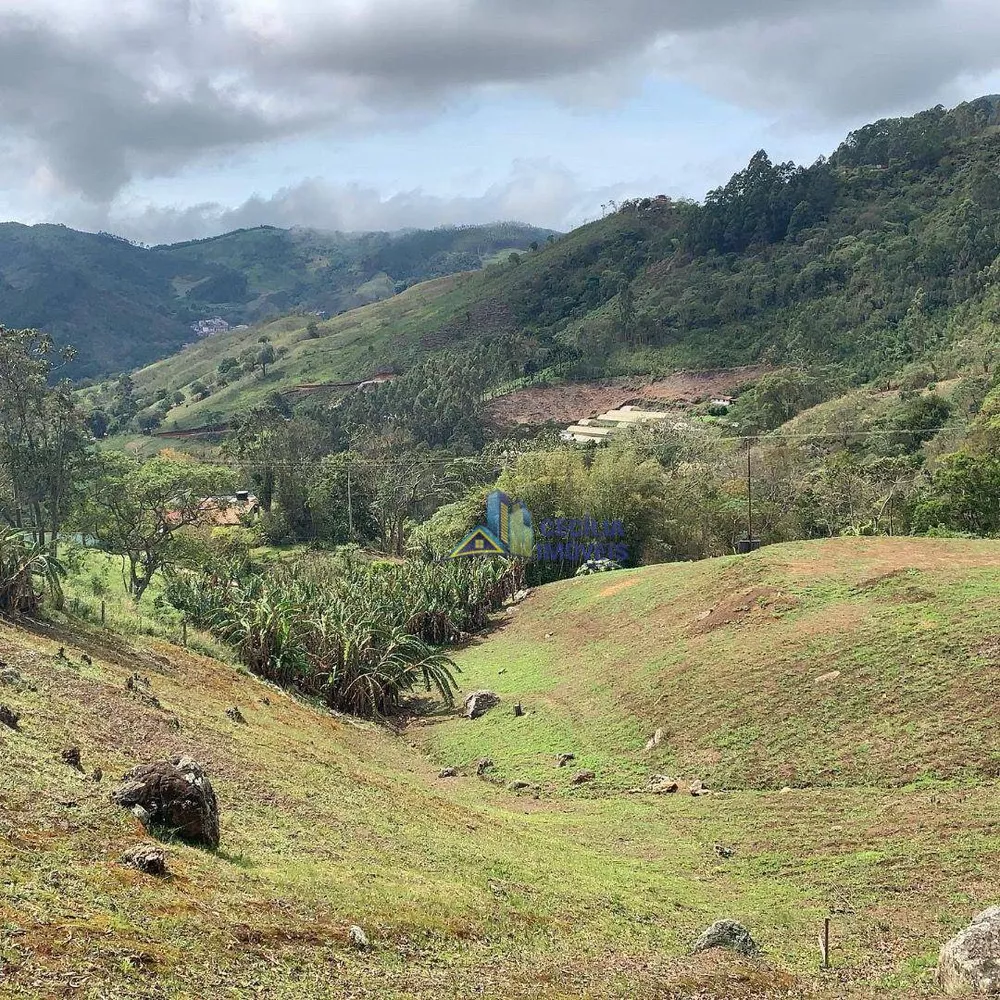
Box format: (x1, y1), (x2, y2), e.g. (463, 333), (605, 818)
(424, 536), (1000, 791)
(126, 96), (1000, 433)
(0, 222), (552, 379)
(4, 537), (1000, 996)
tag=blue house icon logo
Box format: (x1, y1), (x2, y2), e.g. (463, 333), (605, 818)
(450, 490), (534, 559)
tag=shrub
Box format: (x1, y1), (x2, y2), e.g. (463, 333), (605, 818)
(165, 556), (525, 718)
(0, 529), (65, 617)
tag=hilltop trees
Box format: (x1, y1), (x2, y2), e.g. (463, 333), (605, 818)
(912, 452), (1000, 535)
(0, 327), (90, 554)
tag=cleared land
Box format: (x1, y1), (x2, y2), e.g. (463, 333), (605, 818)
(2, 538), (999, 996)
(487, 365), (769, 427)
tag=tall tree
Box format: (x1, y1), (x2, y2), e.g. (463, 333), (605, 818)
(0, 327), (90, 554)
(76, 455), (236, 601)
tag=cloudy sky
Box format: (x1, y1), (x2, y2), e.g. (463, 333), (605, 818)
(2, 0), (1000, 243)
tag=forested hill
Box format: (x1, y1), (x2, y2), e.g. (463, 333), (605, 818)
(126, 96), (1000, 431)
(0, 221), (554, 379)
(463, 94), (1000, 384)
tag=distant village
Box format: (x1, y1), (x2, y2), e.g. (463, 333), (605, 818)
(190, 317), (249, 337)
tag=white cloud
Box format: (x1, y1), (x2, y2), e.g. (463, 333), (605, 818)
(89, 162), (649, 243)
(0, 0), (998, 239)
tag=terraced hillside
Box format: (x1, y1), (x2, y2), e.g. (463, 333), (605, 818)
(3, 538), (1000, 996)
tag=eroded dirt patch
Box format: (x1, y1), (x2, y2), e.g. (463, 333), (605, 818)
(690, 587), (799, 635)
(487, 365), (771, 427)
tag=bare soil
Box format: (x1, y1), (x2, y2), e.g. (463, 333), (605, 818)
(487, 365), (771, 427)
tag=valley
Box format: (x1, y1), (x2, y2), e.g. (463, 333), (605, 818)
(1, 538), (998, 997)
(4, 93), (1000, 999)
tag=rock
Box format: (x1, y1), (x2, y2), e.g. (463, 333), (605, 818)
(557, 753), (576, 767)
(348, 925), (370, 950)
(508, 780), (531, 791)
(111, 756), (220, 848)
(81, 654), (92, 666)
(644, 728), (665, 751)
(121, 843), (169, 877)
(691, 919), (759, 956)
(0, 704), (19, 729)
(938, 906), (1000, 995)
(690, 779), (710, 797)
(714, 843), (736, 859)
(779, 786), (792, 795)
(814, 670), (841, 684)
(61, 746), (84, 772)
(650, 776), (679, 794)
(438, 767), (458, 779)
(92, 767), (103, 783)
(475, 758), (494, 776)
(126, 674), (160, 709)
(0, 666), (28, 690)
(225, 706), (246, 724)
(464, 690), (501, 720)
(571, 770), (595, 785)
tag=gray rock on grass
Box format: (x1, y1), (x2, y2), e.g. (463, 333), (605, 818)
(111, 756), (220, 848)
(463, 691), (501, 720)
(938, 906), (1000, 995)
(691, 919), (759, 956)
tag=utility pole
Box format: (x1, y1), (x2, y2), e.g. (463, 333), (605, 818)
(347, 458), (354, 538)
(746, 437), (753, 545)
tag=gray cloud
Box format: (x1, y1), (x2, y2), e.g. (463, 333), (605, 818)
(0, 0), (984, 209)
(667, 0), (1000, 118)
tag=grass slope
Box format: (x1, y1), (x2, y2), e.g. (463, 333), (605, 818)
(3, 538), (1000, 995)
(133, 273), (477, 428)
(426, 537), (1000, 792)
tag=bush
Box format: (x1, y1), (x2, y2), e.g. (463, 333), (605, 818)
(0, 529), (64, 617)
(165, 556), (526, 718)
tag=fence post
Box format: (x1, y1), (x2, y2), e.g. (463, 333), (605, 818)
(182, 620), (187, 647)
(101, 600), (105, 625)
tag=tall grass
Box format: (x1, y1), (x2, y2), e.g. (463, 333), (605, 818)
(165, 557), (525, 718)
(0, 528), (64, 617)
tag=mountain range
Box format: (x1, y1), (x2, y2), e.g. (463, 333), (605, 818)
(0, 221), (554, 378)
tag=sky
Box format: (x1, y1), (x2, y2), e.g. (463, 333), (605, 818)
(2, 0), (1000, 244)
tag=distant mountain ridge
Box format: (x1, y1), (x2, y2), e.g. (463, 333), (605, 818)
(0, 221), (555, 378)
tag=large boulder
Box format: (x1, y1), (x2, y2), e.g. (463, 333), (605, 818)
(938, 907), (1000, 995)
(111, 756), (220, 848)
(691, 919), (759, 957)
(464, 690), (501, 720)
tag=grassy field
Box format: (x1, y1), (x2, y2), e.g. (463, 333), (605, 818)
(423, 537), (1000, 791)
(1, 538), (998, 996)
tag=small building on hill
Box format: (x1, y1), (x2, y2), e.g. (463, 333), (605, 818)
(560, 405), (671, 444)
(166, 490), (260, 529)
